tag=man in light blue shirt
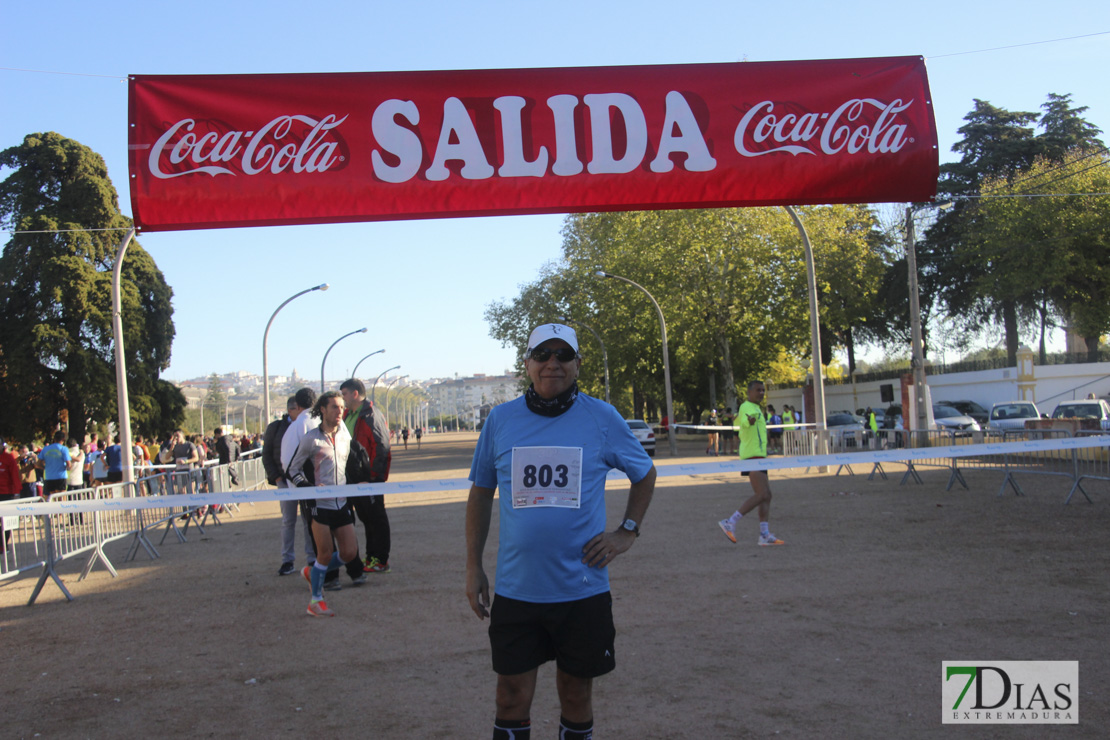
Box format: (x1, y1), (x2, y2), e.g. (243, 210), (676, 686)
(466, 323), (656, 740)
(37, 431), (73, 498)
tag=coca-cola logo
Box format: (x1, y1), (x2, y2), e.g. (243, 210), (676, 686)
(146, 114), (350, 179)
(734, 98), (914, 157)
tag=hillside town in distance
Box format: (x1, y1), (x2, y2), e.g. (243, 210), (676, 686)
(173, 368), (519, 435)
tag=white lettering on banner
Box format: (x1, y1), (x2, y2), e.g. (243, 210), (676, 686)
(651, 91), (718, 173)
(148, 115), (346, 179)
(584, 93), (648, 174)
(369, 91), (715, 183)
(494, 96), (549, 178)
(145, 94), (914, 182)
(425, 97), (496, 181)
(547, 94), (583, 176)
(370, 100), (422, 184)
(734, 98), (913, 157)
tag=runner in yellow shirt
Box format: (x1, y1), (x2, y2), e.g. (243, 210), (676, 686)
(718, 380), (785, 546)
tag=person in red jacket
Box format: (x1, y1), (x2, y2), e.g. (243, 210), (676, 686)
(0, 437), (22, 549)
(339, 378), (393, 573)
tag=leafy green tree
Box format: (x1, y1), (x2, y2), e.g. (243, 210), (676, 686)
(1037, 93), (1105, 163)
(0, 132), (184, 442)
(978, 150), (1110, 362)
(205, 373), (228, 419)
(923, 100), (1041, 365)
(486, 206), (881, 421)
(923, 95), (1105, 366)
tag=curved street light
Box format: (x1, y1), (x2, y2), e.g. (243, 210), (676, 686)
(561, 316), (610, 404)
(351, 349), (386, 380)
(321, 327), (367, 391)
(263, 283), (328, 424)
(782, 206), (827, 437)
(383, 375), (409, 427)
(596, 270), (676, 456)
(370, 365), (401, 404)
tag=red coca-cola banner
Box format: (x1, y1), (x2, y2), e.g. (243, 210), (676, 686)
(128, 58), (937, 232)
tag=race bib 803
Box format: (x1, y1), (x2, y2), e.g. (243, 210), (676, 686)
(511, 446), (583, 508)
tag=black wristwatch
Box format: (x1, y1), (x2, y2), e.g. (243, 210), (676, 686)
(619, 518), (640, 537)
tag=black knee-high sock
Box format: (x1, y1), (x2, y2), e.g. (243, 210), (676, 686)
(492, 717), (530, 739)
(559, 716), (593, 740)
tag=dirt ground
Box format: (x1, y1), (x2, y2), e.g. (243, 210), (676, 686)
(2, 432), (1107, 739)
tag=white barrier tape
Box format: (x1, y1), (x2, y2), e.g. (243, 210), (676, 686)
(652, 434), (1108, 477)
(673, 423), (816, 431)
(7, 435), (1107, 517)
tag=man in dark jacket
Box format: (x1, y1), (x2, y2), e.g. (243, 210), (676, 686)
(340, 378), (393, 573)
(265, 396), (313, 576)
(214, 426), (240, 486)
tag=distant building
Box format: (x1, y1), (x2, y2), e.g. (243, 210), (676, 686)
(426, 373), (518, 427)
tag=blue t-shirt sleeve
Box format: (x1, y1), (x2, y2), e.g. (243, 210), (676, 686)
(600, 404), (654, 484)
(469, 411), (499, 489)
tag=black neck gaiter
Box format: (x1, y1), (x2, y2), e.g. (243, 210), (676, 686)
(524, 381), (579, 417)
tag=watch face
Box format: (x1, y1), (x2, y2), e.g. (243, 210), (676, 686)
(623, 519), (636, 531)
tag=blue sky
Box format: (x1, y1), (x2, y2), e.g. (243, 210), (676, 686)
(2, 1), (1106, 384)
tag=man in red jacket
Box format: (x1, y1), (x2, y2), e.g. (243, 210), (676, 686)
(0, 437), (22, 549)
(340, 378), (393, 573)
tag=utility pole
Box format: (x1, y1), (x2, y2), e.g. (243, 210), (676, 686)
(905, 205), (929, 434)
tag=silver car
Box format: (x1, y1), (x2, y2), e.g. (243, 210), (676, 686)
(625, 419), (656, 457)
(932, 404), (980, 435)
(987, 401), (1041, 431)
(1050, 399), (1110, 431)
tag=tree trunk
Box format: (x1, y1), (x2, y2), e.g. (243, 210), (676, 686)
(717, 335), (739, 415)
(1085, 335), (1100, 364)
(1003, 299), (1020, 366)
(844, 327), (856, 374)
(1038, 296), (1048, 365)
(632, 384), (645, 421)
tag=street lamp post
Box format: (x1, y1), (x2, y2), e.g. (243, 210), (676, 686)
(783, 206), (827, 441)
(596, 271), (677, 456)
(321, 327), (368, 391)
(561, 316), (610, 404)
(263, 283), (328, 425)
(370, 365), (401, 404)
(383, 375), (409, 427)
(351, 349), (385, 380)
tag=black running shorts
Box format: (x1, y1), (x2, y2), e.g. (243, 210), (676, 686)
(488, 592), (616, 678)
(307, 500), (354, 529)
(741, 456), (766, 477)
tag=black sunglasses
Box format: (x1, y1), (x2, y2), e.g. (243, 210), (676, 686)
(528, 347), (578, 363)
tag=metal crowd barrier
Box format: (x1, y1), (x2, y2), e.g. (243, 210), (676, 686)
(1, 496), (48, 585)
(991, 428), (1076, 496)
(2, 455), (265, 605)
(1066, 430), (1110, 504)
(781, 426), (1110, 498)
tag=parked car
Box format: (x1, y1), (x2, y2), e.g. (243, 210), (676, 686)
(1050, 399), (1110, 430)
(986, 401), (1041, 431)
(625, 419), (656, 457)
(827, 412), (864, 429)
(937, 399), (989, 426)
(826, 412), (864, 448)
(932, 404), (980, 435)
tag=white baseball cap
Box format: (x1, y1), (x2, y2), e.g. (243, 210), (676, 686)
(526, 323), (579, 353)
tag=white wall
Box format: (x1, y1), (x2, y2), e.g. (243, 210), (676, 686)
(767, 360), (1110, 418)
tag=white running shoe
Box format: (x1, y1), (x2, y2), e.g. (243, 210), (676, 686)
(718, 519), (737, 544)
(758, 533), (785, 546)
